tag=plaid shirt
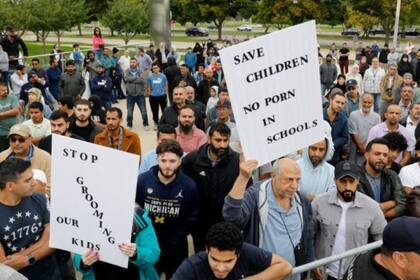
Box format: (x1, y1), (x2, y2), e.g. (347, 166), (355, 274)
(362, 67), (385, 94)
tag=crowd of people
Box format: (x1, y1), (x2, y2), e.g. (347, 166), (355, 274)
(0, 24), (420, 280)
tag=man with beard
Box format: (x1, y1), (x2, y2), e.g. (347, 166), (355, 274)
(39, 110), (84, 154)
(297, 137), (335, 202)
(136, 139), (198, 279)
(312, 160), (386, 280)
(323, 89), (349, 165)
(400, 102), (420, 136)
(185, 86), (206, 131)
(196, 68), (219, 104)
(348, 93), (381, 165)
(367, 104), (415, 166)
(94, 107), (141, 156)
(320, 54), (337, 97)
(84, 50), (99, 81)
(59, 60), (85, 100)
(176, 105), (207, 153)
(358, 138), (406, 219)
(182, 123), (243, 252)
(90, 64), (112, 109)
(69, 99), (102, 143)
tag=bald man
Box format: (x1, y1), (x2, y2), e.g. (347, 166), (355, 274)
(223, 157), (315, 279)
(367, 104), (415, 166)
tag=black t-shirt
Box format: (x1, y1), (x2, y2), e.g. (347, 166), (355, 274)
(38, 133), (86, 154)
(70, 124), (92, 142)
(171, 243), (272, 280)
(0, 193), (57, 280)
(339, 48), (350, 62)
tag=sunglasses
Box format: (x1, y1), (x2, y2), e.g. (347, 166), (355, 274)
(9, 136), (27, 143)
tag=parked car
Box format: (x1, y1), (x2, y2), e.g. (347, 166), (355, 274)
(401, 28), (419, 37)
(237, 25), (253, 31)
(185, 27), (209, 37)
(369, 28), (386, 36)
(341, 28), (360, 36)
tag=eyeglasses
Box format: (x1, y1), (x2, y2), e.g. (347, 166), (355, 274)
(9, 136), (27, 143)
(348, 87), (356, 90)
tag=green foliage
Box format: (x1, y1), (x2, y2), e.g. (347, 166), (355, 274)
(85, 0), (112, 21)
(171, 0), (204, 26)
(101, 0), (149, 45)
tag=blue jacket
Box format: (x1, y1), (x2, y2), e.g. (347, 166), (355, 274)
(223, 180), (315, 265)
(184, 52), (197, 68)
(73, 209), (160, 280)
(323, 108), (348, 165)
(90, 74), (112, 102)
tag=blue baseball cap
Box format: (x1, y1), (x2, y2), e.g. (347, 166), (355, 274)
(383, 216), (420, 253)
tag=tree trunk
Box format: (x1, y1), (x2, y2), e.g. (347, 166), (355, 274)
(78, 23), (82, 36)
(56, 32), (62, 49)
(264, 24), (270, 33)
(110, 29), (114, 37)
(35, 31), (40, 42)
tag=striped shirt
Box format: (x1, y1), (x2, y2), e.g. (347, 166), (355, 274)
(362, 67), (385, 94)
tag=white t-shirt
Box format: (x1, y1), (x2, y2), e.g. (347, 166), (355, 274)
(399, 162), (420, 189)
(327, 200), (353, 278)
(23, 118), (51, 139)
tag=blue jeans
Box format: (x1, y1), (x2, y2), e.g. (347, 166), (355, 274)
(95, 49), (103, 60)
(112, 88), (118, 102)
(372, 93), (381, 113)
(1, 71), (9, 84)
(127, 95), (148, 127)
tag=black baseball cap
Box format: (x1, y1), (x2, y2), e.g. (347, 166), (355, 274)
(334, 160), (360, 180)
(346, 79), (358, 89)
(383, 216), (420, 253)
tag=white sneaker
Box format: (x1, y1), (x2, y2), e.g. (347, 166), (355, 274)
(144, 125), (150, 131)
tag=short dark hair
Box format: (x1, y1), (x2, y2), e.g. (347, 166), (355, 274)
(152, 62), (160, 68)
(58, 96), (74, 109)
(209, 122), (231, 138)
(156, 139), (183, 157)
(218, 87), (228, 95)
(32, 58), (40, 63)
(74, 99), (91, 109)
(382, 132), (408, 152)
(205, 222), (243, 254)
(0, 82), (7, 88)
(197, 63), (205, 68)
(179, 104), (196, 117)
(0, 159), (32, 190)
(29, 101), (44, 112)
(330, 90), (345, 100)
(66, 60), (75, 66)
(366, 138), (390, 152)
(106, 107), (123, 118)
(16, 65), (25, 71)
(73, 44), (79, 48)
(157, 124), (176, 138)
(180, 63), (188, 68)
(137, 47), (144, 52)
(50, 110), (69, 122)
(415, 137), (420, 151)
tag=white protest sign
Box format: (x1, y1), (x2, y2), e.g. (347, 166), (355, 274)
(49, 134), (139, 268)
(219, 21), (324, 165)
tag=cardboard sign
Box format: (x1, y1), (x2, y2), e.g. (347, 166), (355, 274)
(219, 21), (324, 165)
(49, 135), (139, 268)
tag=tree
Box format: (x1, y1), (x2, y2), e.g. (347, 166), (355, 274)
(319, 0), (347, 29)
(346, 7), (378, 37)
(196, 0), (256, 40)
(171, 0), (204, 26)
(348, 0), (414, 44)
(101, 0), (149, 46)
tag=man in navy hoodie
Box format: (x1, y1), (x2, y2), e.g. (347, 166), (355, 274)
(90, 64), (112, 109)
(136, 139), (198, 279)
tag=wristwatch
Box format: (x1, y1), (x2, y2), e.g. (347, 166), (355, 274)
(27, 253), (36, 265)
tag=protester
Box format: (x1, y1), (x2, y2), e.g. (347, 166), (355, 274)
(22, 102), (51, 145)
(59, 60), (85, 100)
(344, 216), (420, 280)
(175, 105), (207, 153)
(90, 64), (112, 109)
(223, 158), (314, 280)
(57, 95), (75, 121)
(172, 222), (292, 280)
(10, 65), (28, 98)
(69, 99), (102, 143)
(312, 160), (387, 280)
(46, 60), (61, 100)
(0, 82), (19, 152)
(124, 58), (149, 130)
(183, 123), (243, 252)
(196, 68), (219, 104)
(69, 44), (85, 71)
(147, 63), (168, 130)
(0, 45), (9, 83)
(362, 57), (386, 113)
(320, 54), (338, 97)
(399, 138), (420, 195)
(379, 64), (403, 118)
(92, 27), (104, 60)
(139, 125), (176, 175)
(344, 79), (360, 115)
(358, 138), (406, 219)
(382, 132), (408, 174)
(297, 137), (335, 201)
(38, 110), (84, 154)
(0, 159), (59, 280)
(136, 140), (199, 278)
(0, 26), (28, 70)
(94, 107), (141, 156)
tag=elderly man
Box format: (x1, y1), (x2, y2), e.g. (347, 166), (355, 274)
(398, 85), (414, 119)
(312, 160), (387, 280)
(0, 124), (51, 192)
(223, 157), (314, 280)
